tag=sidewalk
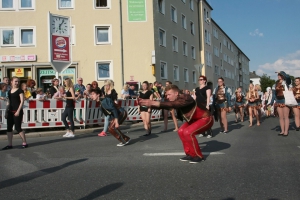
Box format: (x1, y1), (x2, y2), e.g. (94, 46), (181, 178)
(0, 120), (165, 140)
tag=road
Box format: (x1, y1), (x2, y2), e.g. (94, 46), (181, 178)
(0, 114), (300, 200)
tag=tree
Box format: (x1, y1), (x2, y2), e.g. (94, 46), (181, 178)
(260, 74), (276, 92)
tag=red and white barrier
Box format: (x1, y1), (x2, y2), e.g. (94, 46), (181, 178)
(0, 99), (162, 131)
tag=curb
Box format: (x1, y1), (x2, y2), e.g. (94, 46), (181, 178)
(0, 119), (165, 141)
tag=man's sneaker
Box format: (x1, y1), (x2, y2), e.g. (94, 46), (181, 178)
(98, 131), (107, 137)
(63, 132), (70, 137)
(207, 135), (212, 138)
(116, 142), (126, 147)
(198, 134), (204, 138)
(65, 133), (75, 138)
(189, 157), (204, 164)
(179, 155), (192, 162)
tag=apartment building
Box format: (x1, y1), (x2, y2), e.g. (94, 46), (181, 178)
(0, 0), (249, 93)
(199, 0), (250, 93)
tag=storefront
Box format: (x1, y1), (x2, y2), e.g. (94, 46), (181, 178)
(38, 67), (76, 91)
(7, 67), (32, 85)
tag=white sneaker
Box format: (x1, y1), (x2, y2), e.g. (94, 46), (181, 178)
(198, 134), (204, 138)
(117, 142), (126, 147)
(207, 135), (212, 138)
(65, 133), (75, 138)
(63, 131), (70, 137)
(125, 139), (131, 145)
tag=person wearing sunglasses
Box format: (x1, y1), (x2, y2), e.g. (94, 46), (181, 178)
(194, 75), (213, 138)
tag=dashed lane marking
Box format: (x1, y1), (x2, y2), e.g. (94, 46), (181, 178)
(143, 152), (225, 156)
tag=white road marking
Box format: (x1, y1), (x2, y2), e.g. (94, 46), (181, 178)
(143, 152), (225, 156)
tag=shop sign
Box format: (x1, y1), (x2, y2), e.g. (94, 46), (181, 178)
(15, 68), (24, 77)
(52, 35), (70, 62)
(0, 55), (36, 62)
(39, 68), (75, 76)
(128, 0), (147, 22)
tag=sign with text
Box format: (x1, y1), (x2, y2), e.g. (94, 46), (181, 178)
(49, 12), (72, 74)
(15, 68), (24, 77)
(0, 55), (36, 62)
(127, 0), (147, 22)
(51, 35), (70, 62)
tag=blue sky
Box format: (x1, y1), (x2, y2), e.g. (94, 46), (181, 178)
(208, 0), (300, 79)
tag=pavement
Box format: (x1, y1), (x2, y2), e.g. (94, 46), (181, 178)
(1, 114), (300, 199)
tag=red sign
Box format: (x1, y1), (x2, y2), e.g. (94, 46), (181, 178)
(51, 35), (70, 62)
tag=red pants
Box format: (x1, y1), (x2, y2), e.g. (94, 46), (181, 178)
(178, 116), (213, 158)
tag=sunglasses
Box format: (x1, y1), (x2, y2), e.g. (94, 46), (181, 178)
(198, 79), (204, 81)
(78, 80), (83, 81)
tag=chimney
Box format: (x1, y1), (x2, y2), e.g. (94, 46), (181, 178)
(253, 71), (256, 75)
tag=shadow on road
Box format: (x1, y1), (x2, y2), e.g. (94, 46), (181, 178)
(0, 158), (88, 190)
(78, 182), (124, 200)
(127, 133), (159, 145)
(199, 140), (231, 160)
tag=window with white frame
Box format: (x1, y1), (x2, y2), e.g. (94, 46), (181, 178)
(159, 28), (166, 47)
(58, 0), (73, 9)
(171, 6), (177, 22)
(95, 0), (110, 8)
(1, 27), (36, 47)
(173, 65), (179, 81)
(158, 0), (165, 14)
(205, 30), (207, 44)
(1, 29), (15, 46)
(184, 68), (189, 82)
(190, 21), (194, 35)
(204, 8), (206, 19)
(20, 28), (34, 46)
(160, 61), (167, 79)
(95, 26), (111, 44)
(214, 46), (219, 57)
(220, 42), (222, 53)
(213, 28), (218, 39)
(191, 46), (195, 59)
(181, 14), (186, 29)
(20, 0), (34, 9)
(0, 0), (14, 9)
(97, 62), (111, 79)
(172, 35), (178, 52)
(208, 31), (211, 45)
(192, 71), (196, 83)
(189, 0), (194, 10)
(214, 65), (219, 75)
(223, 38), (226, 46)
(183, 41), (187, 56)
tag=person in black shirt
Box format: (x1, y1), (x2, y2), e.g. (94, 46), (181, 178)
(194, 75), (213, 138)
(138, 81), (153, 136)
(2, 76), (28, 150)
(49, 78), (59, 98)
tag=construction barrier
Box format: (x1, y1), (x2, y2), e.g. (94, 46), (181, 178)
(0, 99), (161, 131)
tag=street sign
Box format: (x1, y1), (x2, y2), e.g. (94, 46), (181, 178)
(48, 12), (72, 74)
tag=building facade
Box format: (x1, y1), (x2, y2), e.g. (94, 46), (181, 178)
(0, 0), (249, 93)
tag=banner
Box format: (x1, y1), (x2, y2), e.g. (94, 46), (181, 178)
(128, 0), (146, 22)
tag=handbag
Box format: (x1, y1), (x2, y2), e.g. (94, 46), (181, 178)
(283, 84), (297, 107)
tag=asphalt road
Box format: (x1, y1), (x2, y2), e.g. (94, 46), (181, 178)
(1, 114), (300, 200)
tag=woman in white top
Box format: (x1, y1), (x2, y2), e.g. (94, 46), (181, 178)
(263, 87), (272, 117)
(121, 84), (130, 99)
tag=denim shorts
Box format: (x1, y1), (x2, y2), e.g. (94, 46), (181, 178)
(276, 99), (285, 104)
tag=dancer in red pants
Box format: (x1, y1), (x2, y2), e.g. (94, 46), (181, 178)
(139, 85), (213, 164)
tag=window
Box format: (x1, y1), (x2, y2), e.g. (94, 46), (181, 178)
(189, 0), (194, 10)
(20, 0), (33, 9)
(171, 6), (177, 22)
(204, 8), (206, 19)
(184, 68), (189, 82)
(183, 41), (187, 56)
(1, 0), (13, 9)
(174, 65), (179, 81)
(205, 51), (212, 67)
(158, 0), (165, 14)
(1, 29), (15, 46)
(192, 71), (196, 83)
(58, 0), (73, 9)
(214, 65), (219, 75)
(214, 46), (219, 57)
(20, 28), (33, 45)
(95, 26), (111, 44)
(191, 46), (195, 59)
(95, 0), (110, 8)
(159, 28), (166, 47)
(160, 61), (167, 79)
(220, 42), (222, 53)
(172, 35), (178, 52)
(97, 62), (112, 79)
(213, 28), (218, 39)
(190, 21), (194, 35)
(181, 14), (186, 29)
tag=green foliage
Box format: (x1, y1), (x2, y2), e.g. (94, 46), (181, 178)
(260, 74), (276, 92)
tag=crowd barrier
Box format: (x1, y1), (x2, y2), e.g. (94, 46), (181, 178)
(0, 99), (162, 131)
